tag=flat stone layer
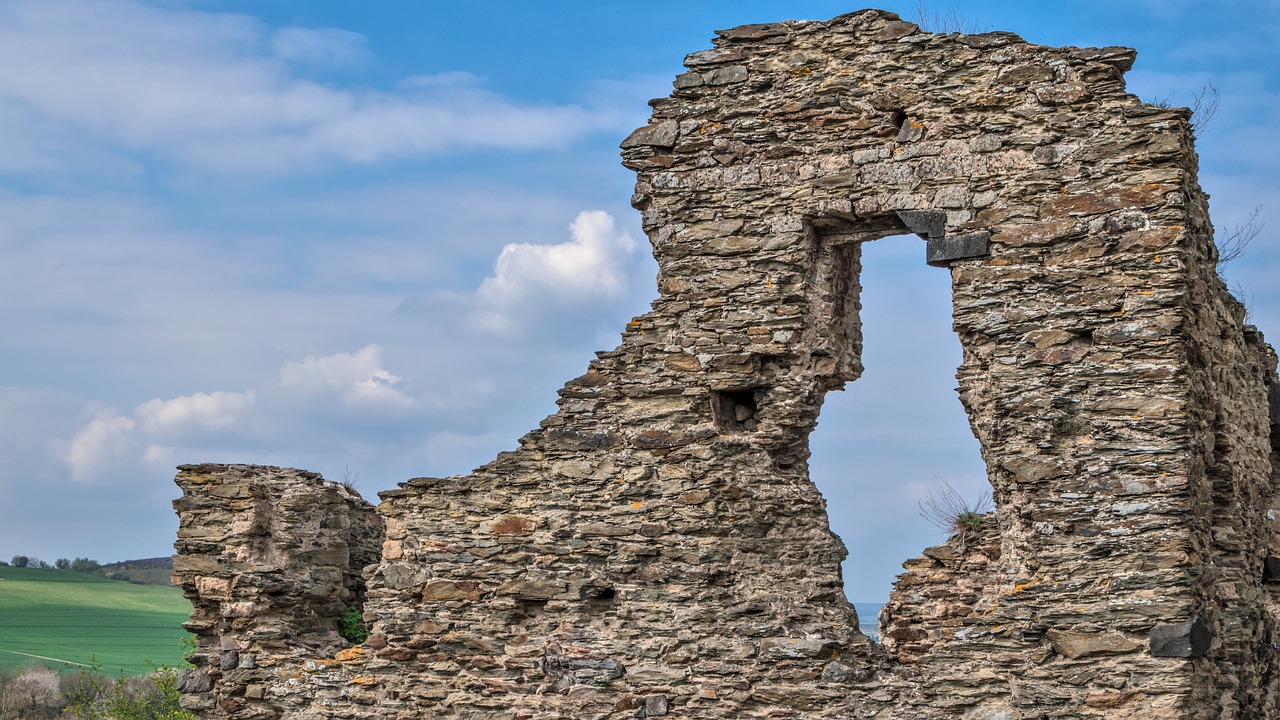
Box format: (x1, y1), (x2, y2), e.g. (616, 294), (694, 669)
(174, 9), (1279, 719)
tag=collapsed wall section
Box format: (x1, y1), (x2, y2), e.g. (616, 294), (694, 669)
(172, 464), (382, 717)
(173, 9), (1279, 719)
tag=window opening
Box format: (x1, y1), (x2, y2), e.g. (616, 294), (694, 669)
(807, 233), (989, 636)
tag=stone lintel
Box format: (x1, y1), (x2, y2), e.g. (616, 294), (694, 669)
(926, 232), (991, 267)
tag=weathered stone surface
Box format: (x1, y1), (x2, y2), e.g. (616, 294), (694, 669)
(644, 693), (670, 716)
(174, 9), (1279, 720)
(176, 669), (212, 694)
(1046, 628), (1143, 659)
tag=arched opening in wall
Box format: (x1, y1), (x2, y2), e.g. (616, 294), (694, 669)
(807, 233), (988, 623)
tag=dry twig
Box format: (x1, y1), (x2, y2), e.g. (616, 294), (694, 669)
(1217, 205), (1263, 266)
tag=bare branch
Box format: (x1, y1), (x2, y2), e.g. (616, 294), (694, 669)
(1190, 81), (1220, 134)
(1217, 205), (1263, 266)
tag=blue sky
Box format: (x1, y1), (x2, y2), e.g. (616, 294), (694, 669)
(0, 0), (1276, 603)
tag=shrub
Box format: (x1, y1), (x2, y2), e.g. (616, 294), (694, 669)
(0, 667), (61, 718)
(0, 652), (193, 720)
(339, 606), (369, 644)
(64, 661), (193, 720)
(911, 1), (988, 34)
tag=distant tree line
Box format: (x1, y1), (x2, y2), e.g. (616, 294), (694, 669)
(3, 555), (101, 573)
(59, 558), (103, 573)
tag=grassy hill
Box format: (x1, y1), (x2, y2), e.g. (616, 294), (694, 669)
(0, 566), (192, 676)
(95, 556), (175, 587)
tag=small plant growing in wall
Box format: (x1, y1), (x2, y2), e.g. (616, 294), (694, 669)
(339, 606), (369, 644)
(918, 480), (993, 537)
(339, 465), (362, 496)
(911, 1), (988, 34)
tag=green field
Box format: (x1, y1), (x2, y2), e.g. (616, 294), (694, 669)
(0, 566), (192, 676)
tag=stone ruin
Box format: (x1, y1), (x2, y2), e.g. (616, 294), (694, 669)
(172, 9), (1280, 719)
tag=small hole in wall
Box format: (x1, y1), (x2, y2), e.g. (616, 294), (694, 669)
(517, 598), (548, 617)
(579, 584), (617, 608)
(890, 110), (908, 128)
(711, 389), (761, 432)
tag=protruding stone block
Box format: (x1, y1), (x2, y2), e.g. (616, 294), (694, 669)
(926, 232), (991, 267)
(895, 209), (946, 239)
(1046, 629), (1142, 659)
(176, 669), (213, 693)
(219, 650), (239, 670)
(621, 120), (679, 149)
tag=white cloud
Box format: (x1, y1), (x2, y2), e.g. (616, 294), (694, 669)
(0, 0), (622, 175)
(269, 27), (369, 68)
(0, 184), (651, 499)
(44, 204), (649, 487)
(278, 345), (414, 408)
(470, 210), (638, 335)
(59, 345), (417, 483)
(64, 413), (137, 482)
(136, 390), (256, 435)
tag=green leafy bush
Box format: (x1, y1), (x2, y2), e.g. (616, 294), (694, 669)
(339, 606), (369, 644)
(0, 659), (192, 720)
(64, 659), (193, 720)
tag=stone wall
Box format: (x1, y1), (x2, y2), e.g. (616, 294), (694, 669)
(173, 10), (1279, 719)
(173, 465), (382, 717)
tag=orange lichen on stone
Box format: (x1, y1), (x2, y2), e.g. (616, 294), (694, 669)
(334, 647), (364, 664)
